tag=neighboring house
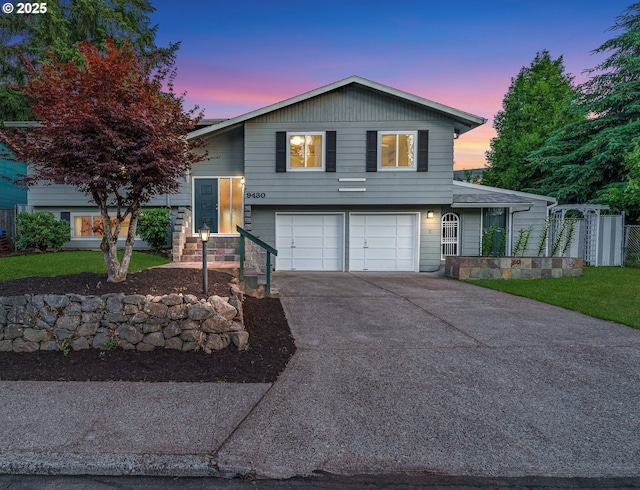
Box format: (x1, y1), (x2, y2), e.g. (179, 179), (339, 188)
(0, 143), (27, 209)
(26, 75), (557, 271)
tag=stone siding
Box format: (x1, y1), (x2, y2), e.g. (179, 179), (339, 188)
(444, 256), (584, 280)
(0, 291), (248, 354)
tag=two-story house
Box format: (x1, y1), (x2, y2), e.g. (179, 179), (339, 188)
(26, 76), (556, 271)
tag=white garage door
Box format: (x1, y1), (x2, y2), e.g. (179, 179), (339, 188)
(276, 214), (343, 271)
(349, 213), (418, 271)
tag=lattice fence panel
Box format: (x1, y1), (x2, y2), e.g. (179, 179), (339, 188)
(625, 225), (640, 268)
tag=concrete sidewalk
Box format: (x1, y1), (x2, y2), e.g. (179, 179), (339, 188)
(1, 272), (640, 479)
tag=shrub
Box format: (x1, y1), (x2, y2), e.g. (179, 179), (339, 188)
(16, 212), (70, 252)
(513, 226), (533, 257)
(137, 208), (172, 252)
(482, 225), (507, 256)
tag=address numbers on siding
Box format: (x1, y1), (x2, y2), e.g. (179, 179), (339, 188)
(246, 192), (266, 199)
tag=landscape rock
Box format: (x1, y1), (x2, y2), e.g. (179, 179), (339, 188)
(136, 342), (156, 352)
(0, 291), (247, 354)
(81, 296), (105, 312)
(13, 338), (39, 353)
(143, 332), (165, 347)
(143, 302), (169, 318)
(205, 333), (230, 351)
(188, 303), (214, 321)
(39, 340), (58, 351)
(92, 332), (112, 349)
(117, 325), (144, 344)
(55, 315), (81, 330)
(208, 295), (238, 321)
(201, 314), (232, 334)
(72, 337), (91, 351)
(0, 339), (13, 351)
(5, 324), (24, 340)
(164, 337), (183, 350)
(23, 328), (52, 343)
(230, 331), (249, 350)
(43, 295), (69, 309)
(63, 302), (82, 316)
(161, 293), (183, 306)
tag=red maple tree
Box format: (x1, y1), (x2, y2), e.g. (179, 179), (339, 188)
(1, 41), (203, 282)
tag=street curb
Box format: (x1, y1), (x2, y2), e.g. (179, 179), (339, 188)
(0, 451), (243, 477)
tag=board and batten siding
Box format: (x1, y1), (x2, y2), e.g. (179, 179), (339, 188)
(243, 84), (456, 207)
(249, 205), (442, 272)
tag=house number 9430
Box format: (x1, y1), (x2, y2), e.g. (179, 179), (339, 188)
(246, 192), (266, 199)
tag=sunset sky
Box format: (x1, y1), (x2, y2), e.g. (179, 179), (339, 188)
(150, 0), (631, 170)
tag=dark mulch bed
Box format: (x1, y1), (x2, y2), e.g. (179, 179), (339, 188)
(0, 268), (296, 383)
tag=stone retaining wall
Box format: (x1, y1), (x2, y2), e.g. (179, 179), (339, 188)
(0, 291), (248, 354)
(444, 256), (584, 280)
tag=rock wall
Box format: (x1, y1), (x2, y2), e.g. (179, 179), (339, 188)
(444, 256), (584, 280)
(0, 291), (248, 354)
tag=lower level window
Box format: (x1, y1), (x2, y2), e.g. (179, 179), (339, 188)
(73, 215), (131, 238)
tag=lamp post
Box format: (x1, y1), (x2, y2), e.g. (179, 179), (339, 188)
(199, 223), (210, 295)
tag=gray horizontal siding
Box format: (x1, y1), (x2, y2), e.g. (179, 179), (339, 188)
(457, 209), (481, 255)
(24, 127), (243, 208)
(245, 120), (454, 206)
(511, 201), (550, 256)
(28, 181), (190, 207)
(32, 205), (178, 249)
(192, 126), (244, 177)
(250, 205), (442, 272)
(244, 84), (455, 206)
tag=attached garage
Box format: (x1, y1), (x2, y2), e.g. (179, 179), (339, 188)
(349, 213), (419, 271)
(275, 213), (344, 271)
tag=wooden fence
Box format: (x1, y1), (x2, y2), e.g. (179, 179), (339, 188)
(0, 208), (16, 238)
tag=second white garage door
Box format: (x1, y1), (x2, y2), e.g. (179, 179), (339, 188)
(275, 214), (344, 271)
(349, 213), (418, 271)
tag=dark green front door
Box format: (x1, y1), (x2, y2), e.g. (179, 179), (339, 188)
(195, 179), (218, 233)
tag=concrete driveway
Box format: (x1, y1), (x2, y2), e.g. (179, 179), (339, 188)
(216, 272), (640, 479)
(1, 271), (639, 481)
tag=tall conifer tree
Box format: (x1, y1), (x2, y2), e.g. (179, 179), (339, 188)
(483, 51), (578, 192)
(0, 0), (177, 121)
(529, 2), (640, 212)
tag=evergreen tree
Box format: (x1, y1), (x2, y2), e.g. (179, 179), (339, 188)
(529, 2), (640, 210)
(0, 0), (177, 121)
(483, 50), (578, 191)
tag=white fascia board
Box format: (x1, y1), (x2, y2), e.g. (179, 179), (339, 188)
(188, 76), (487, 140)
(451, 201), (534, 208)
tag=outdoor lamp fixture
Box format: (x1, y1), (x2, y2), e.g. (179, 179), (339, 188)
(427, 210), (435, 219)
(199, 223), (210, 294)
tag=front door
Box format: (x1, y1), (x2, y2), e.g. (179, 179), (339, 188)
(194, 179), (218, 232)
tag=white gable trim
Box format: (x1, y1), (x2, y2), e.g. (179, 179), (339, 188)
(188, 76), (486, 140)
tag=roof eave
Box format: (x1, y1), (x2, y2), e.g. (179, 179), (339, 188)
(187, 75), (486, 140)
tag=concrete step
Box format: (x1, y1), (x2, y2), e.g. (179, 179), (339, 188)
(181, 254), (240, 263)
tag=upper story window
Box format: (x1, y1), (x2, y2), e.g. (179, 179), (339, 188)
(288, 132), (325, 171)
(379, 131), (417, 170)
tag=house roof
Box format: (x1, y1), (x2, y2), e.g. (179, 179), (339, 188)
(187, 76), (487, 140)
(451, 181), (557, 208)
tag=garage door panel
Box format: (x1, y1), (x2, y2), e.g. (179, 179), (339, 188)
(276, 214), (343, 271)
(349, 213), (418, 272)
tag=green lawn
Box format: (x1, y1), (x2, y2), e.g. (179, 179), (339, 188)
(466, 267), (640, 329)
(0, 250), (169, 282)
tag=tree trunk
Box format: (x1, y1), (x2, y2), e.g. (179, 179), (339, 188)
(100, 205), (140, 283)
